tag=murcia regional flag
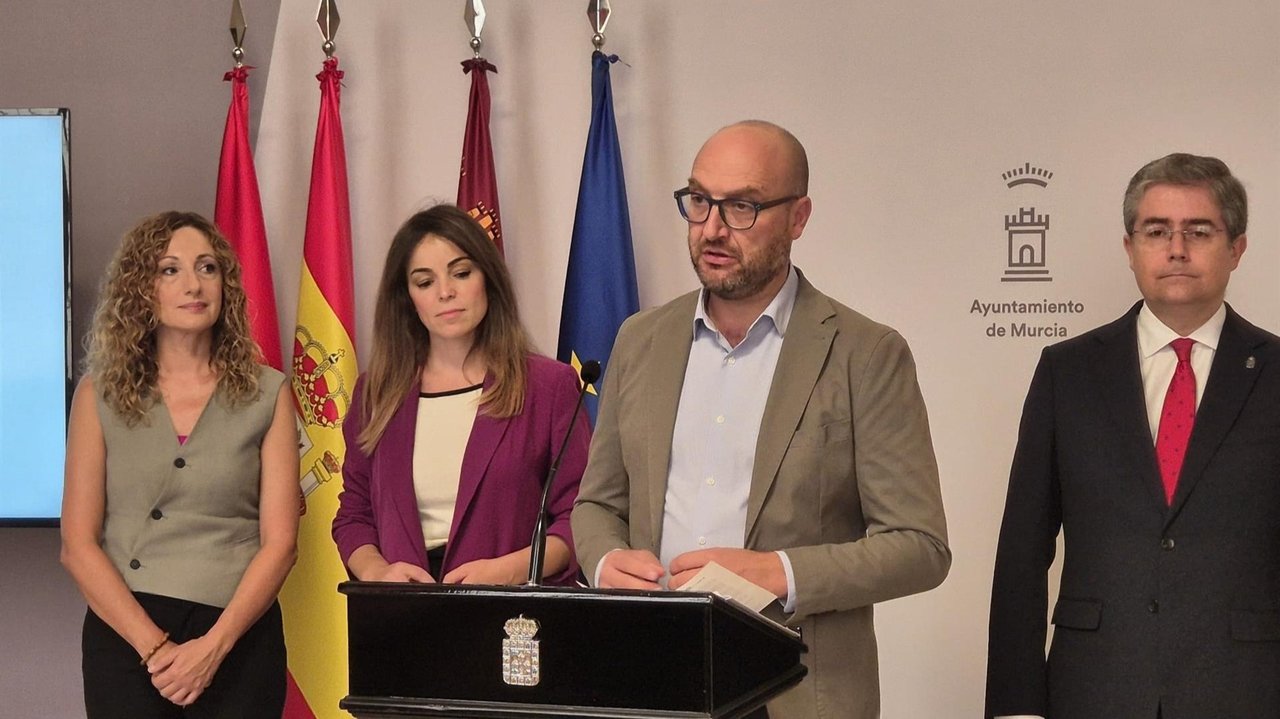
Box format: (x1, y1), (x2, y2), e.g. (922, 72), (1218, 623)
(457, 57), (503, 253)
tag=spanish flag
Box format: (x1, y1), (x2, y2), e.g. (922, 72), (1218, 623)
(281, 56), (358, 719)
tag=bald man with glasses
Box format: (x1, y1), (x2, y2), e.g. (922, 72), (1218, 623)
(572, 120), (951, 719)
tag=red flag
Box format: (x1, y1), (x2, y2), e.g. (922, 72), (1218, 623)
(282, 672), (316, 719)
(214, 65), (282, 370)
(457, 58), (503, 253)
(281, 56), (359, 719)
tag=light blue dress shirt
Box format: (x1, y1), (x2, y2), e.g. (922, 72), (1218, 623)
(658, 265), (799, 610)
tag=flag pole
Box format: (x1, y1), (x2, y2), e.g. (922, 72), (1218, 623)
(216, 0), (285, 371)
(229, 0), (246, 66)
(464, 0), (486, 57)
(317, 0), (340, 58)
(588, 0), (611, 49)
(280, 5), (358, 717)
(557, 0), (639, 422)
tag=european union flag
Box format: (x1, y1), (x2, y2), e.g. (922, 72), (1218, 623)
(557, 51), (639, 424)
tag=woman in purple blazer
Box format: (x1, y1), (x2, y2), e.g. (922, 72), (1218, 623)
(332, 205), (589, 586)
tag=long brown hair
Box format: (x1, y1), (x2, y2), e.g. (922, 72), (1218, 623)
(357, 204), (530, 452)
(85, 211), (261, 425)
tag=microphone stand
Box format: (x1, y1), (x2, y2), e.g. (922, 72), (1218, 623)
(526, 360), (600, 586)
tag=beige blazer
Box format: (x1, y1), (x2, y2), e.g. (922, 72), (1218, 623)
(572, 271), (950, 719)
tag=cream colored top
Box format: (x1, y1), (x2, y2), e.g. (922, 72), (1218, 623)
(412, 384), (482, 550)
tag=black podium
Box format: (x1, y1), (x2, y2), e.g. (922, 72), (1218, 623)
(339, 581), (807, 718)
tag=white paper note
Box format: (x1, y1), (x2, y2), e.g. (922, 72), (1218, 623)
(676, 561), (777, 613)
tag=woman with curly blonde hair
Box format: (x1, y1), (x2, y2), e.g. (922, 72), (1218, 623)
(61, 211), (298, 717)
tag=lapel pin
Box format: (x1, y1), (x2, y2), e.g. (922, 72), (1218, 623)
(1245, 356), (1256, 369)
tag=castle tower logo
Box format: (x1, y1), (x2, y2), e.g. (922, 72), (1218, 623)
(1001, 162), (1054, 283)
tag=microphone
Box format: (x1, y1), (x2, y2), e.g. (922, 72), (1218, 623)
(526, 359), (601, 586)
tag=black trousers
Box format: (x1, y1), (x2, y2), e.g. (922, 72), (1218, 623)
(82, 592), (286, 719)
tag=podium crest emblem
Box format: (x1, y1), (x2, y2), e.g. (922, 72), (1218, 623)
(501, 615), (540, 686)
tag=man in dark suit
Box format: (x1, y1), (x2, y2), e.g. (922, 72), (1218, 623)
(986, 153), (1280, 719)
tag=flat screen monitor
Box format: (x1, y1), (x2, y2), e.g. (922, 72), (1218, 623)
(0, 108), (72, 525)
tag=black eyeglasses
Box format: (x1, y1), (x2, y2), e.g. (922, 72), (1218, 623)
(673, 188), (798, 230)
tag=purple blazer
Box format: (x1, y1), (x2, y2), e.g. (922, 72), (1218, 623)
(332, 354), (589, 585)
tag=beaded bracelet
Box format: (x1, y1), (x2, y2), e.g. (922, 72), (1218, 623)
(139, 632), (170, 666)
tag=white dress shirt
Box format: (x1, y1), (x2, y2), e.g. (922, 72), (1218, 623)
(659, 266), (800, 609)
(1136, 302), (1224, 438)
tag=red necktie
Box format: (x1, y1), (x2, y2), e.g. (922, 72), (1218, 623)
(1156, 338), (1197, 504)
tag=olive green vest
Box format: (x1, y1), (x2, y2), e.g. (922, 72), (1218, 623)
(97, 366), (285, 608)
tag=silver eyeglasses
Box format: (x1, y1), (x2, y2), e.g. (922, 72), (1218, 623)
(1133, 225), (1225, 245)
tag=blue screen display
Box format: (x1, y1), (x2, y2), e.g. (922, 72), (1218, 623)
(0, 110), (71, 523)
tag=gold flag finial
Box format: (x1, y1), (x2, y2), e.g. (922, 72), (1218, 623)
(316, 0), (340, 57)
(230, 0), (247, 65)
(587, 0), (610, 49)
(464, 0), (486, 57)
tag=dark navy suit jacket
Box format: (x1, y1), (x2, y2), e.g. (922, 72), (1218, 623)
(987, 302), (1280, 719)
(333, 354), (589, 585)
